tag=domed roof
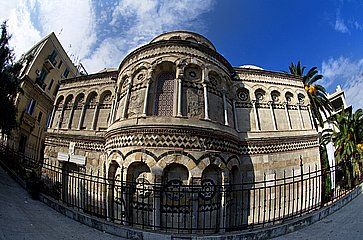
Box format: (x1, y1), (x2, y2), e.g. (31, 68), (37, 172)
(239, 65), (264, 70)
(150, 30), (216, 51)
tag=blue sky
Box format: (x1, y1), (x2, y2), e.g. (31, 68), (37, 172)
(1, 0), (362, 109)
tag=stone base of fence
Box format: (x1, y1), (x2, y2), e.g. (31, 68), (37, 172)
(39, 182), (363, 240)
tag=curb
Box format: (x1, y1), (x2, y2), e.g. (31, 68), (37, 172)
(39, 183), (363, 240)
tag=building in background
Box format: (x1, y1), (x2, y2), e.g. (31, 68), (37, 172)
(6, 32), (79, 160)
(324, 85), (351, 188)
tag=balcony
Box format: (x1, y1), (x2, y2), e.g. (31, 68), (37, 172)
(21, 111), (36, 131)
(35, 78), (46, 90)
(43, 59), (56, 71)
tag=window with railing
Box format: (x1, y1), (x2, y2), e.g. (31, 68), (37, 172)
(48, 50), (58, 65)
(53, 83), (60, 96)
(63, 68), (70, 78)
(37, 111), (43, 123)
(25, 99), (36, 115)
(36, 68), (48, 89)
(57, 60), (63, 69)
(47, 79), (54, 91)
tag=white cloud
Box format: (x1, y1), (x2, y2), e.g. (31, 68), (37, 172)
(35, 0), (96, 62)
(82, 0), (215, 72)
(334, 18), (349, 33)
(6, 1), (42, 57)
(0, 0), (19, 22)
(4, 0), (96, 64)
(2, 0), (214, 73)
(322, 57), (363, 110)
(353, 21), (363, 30)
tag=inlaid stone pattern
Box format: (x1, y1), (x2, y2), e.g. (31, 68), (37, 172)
(44, 32), (321, 228)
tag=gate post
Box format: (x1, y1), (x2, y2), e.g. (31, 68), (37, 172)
(152, 174), (162, 230)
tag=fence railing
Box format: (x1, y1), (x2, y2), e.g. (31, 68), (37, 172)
(0, 144), (359, 234)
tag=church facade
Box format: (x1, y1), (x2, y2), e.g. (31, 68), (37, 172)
(43, 31), (320, 230)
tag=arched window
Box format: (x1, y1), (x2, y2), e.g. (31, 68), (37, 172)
(255, 89), (265, 103)
(154, 72), (175, 116)
(285, 92), (294, 103)
(237, 88), (250, 102)
(271, 90), (280, 103)
(298, 93), (305, 104)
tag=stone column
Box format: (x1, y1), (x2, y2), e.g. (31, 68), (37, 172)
(122, 80), (131, 120)
(269, 101), (277, 130)
(219, 173), (229, 233)
(297, 103), (305, 129)
(203, 83), (210, 120)
(111, 93), (120, 124)
(284, 102), (292, 130)
(252, 100), (260, 131)
(222, 91), (229, 126)
(142, 80), (151, 116)
(108, 91), (118, 125)
(91, 103), (99, 130)
(232, 100), (239, 131)
(202, 68), (210, 120)
(307, 104), (315, 129)
(57, 103), (66, 129)
(77, 105), (86, 130)
(152, 174), (162, 230)
(49, 105), (56, 128)
(67, 104), (76, 129)
(175, 66), (183, 117)
(191, 177), (201, 233)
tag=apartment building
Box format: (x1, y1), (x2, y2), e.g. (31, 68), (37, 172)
(7, 32), (79, 160)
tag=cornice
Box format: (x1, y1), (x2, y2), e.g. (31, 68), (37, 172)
(234, 67), (303, 83)
(118, 40), (235, 74)
(61, 71), (118, 85)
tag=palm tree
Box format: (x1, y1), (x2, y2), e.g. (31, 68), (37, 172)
(332, 108), (363, 188)
(288, 61), (332, 129)
(289, 61), (333, 201)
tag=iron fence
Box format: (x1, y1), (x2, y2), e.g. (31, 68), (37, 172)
(0, 144), (359, 234)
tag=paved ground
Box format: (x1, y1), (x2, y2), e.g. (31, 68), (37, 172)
(1, 164), (363, 240)
(0, 166), (123, 240)
(273, 192), (363, 240)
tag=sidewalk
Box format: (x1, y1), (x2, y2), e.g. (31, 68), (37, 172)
(0, 166), (122, 240)
(1, 164), (362, 240)
(273, 192), (363, 240)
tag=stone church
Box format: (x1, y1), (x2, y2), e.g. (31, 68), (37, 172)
(44, 31), (320, 230)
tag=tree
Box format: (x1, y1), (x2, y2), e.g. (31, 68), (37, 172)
(332, 108), (363, 188)
(288, 61), (332, 129)
(0, 21), (22, 135)
(289, 61), (333, 201)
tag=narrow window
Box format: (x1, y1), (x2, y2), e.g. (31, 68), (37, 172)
(154, 72), (175, 116)
(36, 68), (48, 89)
(57, 60), (63, 69)
(53, 84), (60, 96)
(46, 113), (51, 128)
(48, 79), (54, 90)
(26, 99), (36, 115)
(48, 50), (58, 65)
(63, 68), (70, 78)
(37, 111), (43, 123)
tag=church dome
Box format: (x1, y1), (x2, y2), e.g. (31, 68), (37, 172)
(150, 30), (216, 51)
(239, 64), (264, 70)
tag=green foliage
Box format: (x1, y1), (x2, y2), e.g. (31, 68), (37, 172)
(0, 21), (23, 135)
(288, 61), (332, 128)
(320, 144), (332, 203)
(332, 108), (363, 188)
